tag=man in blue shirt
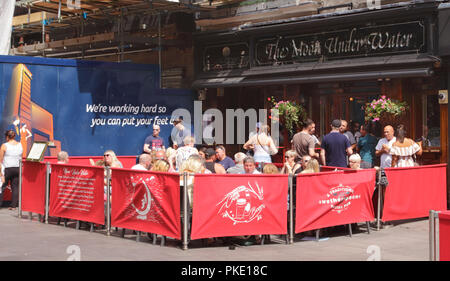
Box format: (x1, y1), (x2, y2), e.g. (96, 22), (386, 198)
(215, 145), (236, 170)
(320, 119), (353, 167)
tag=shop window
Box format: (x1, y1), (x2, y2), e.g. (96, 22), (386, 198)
(422, 94), (441, 147)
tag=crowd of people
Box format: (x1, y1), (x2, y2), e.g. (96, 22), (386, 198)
(0, 116), (425, 211)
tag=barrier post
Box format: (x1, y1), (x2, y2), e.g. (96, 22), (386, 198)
(45, 162), (51, 224)
(182, 172), (189, 250)
(18, 159), (23, 219)
(289, 174), (294, 244)
(430, 210), (436, 261)
(429, 210), (440, 261)
(106, 167), (111, 236)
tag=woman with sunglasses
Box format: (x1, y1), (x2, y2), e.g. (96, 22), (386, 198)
(281, 150), (301, 174)
(90, 150), (123, 168)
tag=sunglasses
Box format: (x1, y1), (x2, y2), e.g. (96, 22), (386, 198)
(104, 154), (111, 157)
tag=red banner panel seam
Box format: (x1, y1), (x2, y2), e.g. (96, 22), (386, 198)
(191, 174), (288, 240)
(110, 168), (181, 240)
(49, 164), (105, 225)
(382, 164), (447, 222)
(21, 161), (47, 215)
(295, 169), (376, 233)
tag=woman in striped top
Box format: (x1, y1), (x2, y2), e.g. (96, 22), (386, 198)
(390, 125), (422, 168)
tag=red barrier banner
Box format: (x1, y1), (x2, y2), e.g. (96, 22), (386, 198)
(438, 211), (450, 261)
(191, 174), (288, 240)
(110, 169), (181, 239)
(49, 164), (105, 225)
(320, 166), (353, 172)
(295, 169), (376, 233)
(21, 161), (47, 215)
(382, 164), (447, 222)
(44, 156), (137, 169)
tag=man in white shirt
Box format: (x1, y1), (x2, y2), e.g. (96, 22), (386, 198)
(242, 156), (261, 174)
(375, 125), (396, 168)
(131, 154), (152, 170)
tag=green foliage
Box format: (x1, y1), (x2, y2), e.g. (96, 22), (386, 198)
(269, 96), (307, 134)
(364, 95), (408, 122)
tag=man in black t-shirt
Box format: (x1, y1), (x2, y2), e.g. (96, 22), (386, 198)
(320, 119), (353, 167)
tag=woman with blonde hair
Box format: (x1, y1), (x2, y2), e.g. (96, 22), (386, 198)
(180, 155), (208, 207)
(151, 159), (170, 172)
(263, 163), (279, 174)
(90, 150), (122, 168)
(165, 147), (177, 172)
(281, 150), (301, 174)
(243, 124), (278, 167)
(300, 158), (320, 174)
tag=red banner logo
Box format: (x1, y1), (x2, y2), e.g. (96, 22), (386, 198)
(295, 170), (375, 233)
(111, 169), (181, 239)
(217, 182), (265, 225)
(191, 175), (288, 240)
(319, 184), (361, 214)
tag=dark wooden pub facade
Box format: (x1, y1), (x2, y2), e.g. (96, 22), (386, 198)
(193, 1), (450, 202)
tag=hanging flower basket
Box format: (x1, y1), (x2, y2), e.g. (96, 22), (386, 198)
(269, 96), (307, 136)
(364, 95), (408, 127)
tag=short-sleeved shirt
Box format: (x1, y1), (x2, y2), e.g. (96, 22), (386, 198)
(216, 156), (235, 170)
(343, 131), (356, 145)
(144, 135), (165, 151)
(292, 132), (315, 158)
(358, 134), (378, 165)
(321, 132), (351, 167)
(227, 164), (245, 174)
(375, 137), (397, 168)
(171, 128), (191, 148)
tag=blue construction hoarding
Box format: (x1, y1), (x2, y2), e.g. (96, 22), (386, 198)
(0, 55), (194, 156)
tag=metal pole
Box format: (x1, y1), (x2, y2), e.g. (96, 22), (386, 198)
(436, 212), (440, 261)
(377, 169), (382, 231)
(429, 210), (436, 261)
(45, 162), (50, 224)
(18, 159), (23, 219)
(182, 172), (188, 250)
(289, 174), (294, 244)
(106, 167), (111, 236)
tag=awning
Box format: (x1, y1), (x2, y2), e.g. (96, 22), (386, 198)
(192, 53), (438, 89)
(193, 67), (434, 88)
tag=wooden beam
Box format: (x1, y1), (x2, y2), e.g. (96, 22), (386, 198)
(13, 11), (57, 26)
(196, 2), (319, 31)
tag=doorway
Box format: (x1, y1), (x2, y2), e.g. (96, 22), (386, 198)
(318, 81), (381, 137)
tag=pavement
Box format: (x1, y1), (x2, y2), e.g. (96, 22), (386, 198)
(0, 208), (430, 261)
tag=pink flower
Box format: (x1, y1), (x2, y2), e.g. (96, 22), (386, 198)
(373, 117), (379, 121)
